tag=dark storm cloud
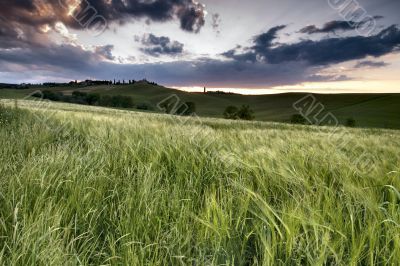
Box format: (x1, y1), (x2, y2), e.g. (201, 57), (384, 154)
(4, 20), (398, 87)
(0, 0), (206, 40)
(299, 21), (357, 34)
(138, 34), (184, 57)
(354, 60), (389, 68)
(254, 25), (287, 48)
(65, 0), (206, 33)
(0, 42), (349, 87)
(299, 17), (384, 34)
(0, 15), (50, 49)
(222, 25), (287, 63)
(0, 0), (206, 81)
(178, 3), (206, 33)
(0, 44), (105, 71)
(224, 25), (400, 66)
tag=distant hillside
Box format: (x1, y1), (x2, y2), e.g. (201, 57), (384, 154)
(1, 83), (399, 129)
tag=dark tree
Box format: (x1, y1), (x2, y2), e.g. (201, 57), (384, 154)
(159, 98), (177, 114)
(177, 102), (196, 116)
(223, 106), (239, 120)
(237, 105), (255, 120)
(42, 90), (64, 101)
(99, 95), (113, 107)
(87, 93), (100, 105)
(346, 118), (356, 127)
(291, 114), (308, 124)
(72, 91), (87, 98)
(104, 95), (134, 108)
(137, 102), (153, 111)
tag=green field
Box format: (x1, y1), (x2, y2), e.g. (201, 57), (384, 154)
(0, 99), (399, 265)
(1, 83), (399, 129)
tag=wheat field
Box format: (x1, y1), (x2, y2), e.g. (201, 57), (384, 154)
(0, 99), (399, 265)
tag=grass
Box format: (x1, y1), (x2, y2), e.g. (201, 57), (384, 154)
(1, 84), (400, 129)
(0, 99), (399, 265)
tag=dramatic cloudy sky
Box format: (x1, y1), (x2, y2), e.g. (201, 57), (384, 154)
(0, 0), (399, 93)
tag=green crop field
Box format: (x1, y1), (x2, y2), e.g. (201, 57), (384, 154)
(0, 99), (399, 265)
(1, 84), (400, 129)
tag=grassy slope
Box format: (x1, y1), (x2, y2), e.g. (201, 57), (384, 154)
(0, 100), (400, 265)
(1, 84), (399, 128)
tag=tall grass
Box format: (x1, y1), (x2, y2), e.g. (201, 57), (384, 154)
(0, 100), (399, 265)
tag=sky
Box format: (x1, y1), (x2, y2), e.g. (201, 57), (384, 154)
(0, 0), (399, 94)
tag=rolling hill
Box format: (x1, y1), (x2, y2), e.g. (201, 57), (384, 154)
(1, 82), (399, 129)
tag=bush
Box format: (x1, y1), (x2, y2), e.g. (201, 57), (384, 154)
(111, 95), (134, 108)
(346, 118), (356, 127)
(223, 106), (239, 120)
(99, 95), (113, 107)
(72, 91), (88, 98)
(98, 95), (134, 108)
(177, 102), (196, 116)
(31, 90), (133, 109)
(158, 98), (196, 116)
(237, 105), (255, 120)
(291, 114), (308, 124)
(185, 102), (196, 115)
(42, 90), (64, 101)
(71, 91), (102, 106)
(31, 92), (43, 98)
(136, 102), (153, 111)
(86, 94), (101, 105)
(223, 105), (255, 120)
(32, 90), (68, 102)
(158, 98), (176, 114)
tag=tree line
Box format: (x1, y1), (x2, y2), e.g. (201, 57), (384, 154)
(38, 79), (158, 88)
(290, 114), (357, 127)
(223, 105), (255, 120)
(33, 90), (135, 109)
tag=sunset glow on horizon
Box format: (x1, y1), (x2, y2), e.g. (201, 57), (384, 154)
(175, 80), (400, 95)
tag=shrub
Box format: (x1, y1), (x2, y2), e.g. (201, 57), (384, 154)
(99, 95), (113, 107)
(177, 102), (196, 116)
(42, 90), (64, 101)
(136, 102), (153, 111)
(111, 95), (134, 108)
(291, 114), (308, 124)
(72, 91), (88, 98)
(158, 98), (176, 114)
(223, 106), (239, 120)
(71, 91), (102, 106)
(98, 95), (134, 108)
(346, 118), (356, 127)
(31, 92), (43, 98)
(86, 94), (101, 105)
(185, 102), (196, 115)
(31, 90), (132, 109)
(237, 105), (255, 120)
